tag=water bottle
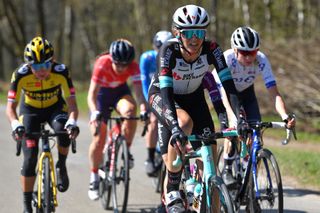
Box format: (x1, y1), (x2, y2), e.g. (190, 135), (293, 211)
(185, 178), (196, 209)
(192, 183), (202, 212)
(240, 140), (247, 158)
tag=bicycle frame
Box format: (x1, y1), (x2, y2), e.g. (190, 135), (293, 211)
(174, 130), (238, 209)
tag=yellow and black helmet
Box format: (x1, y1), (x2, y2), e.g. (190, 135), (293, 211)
(24, 37), (54, 64)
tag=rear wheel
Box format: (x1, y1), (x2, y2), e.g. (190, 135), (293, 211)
(99, 147), (112, 210)
(111, 136), (129, 213)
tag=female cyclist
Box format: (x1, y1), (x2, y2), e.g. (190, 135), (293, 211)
(148, 5), (239, 212)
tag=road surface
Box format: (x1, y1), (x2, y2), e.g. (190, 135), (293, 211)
(0, 106), (319, 212)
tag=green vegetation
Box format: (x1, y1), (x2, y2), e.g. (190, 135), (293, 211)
(270, 147), (320, 188)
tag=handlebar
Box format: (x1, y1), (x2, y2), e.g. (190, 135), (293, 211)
(94, 115), (148, 137)
(15, 130), (77, 156)
(247, 121), (297, 145)
(172, 130), (238, 167)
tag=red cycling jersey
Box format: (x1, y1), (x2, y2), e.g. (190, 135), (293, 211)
(91, 54), (141, 88)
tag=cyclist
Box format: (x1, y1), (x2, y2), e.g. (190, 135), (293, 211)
(6, 36), (80, 213)
(148, 5), (239, 212)
(87, 39), (147, 201)
(220, 26), (296, 185)
(140, 30), (173, 176)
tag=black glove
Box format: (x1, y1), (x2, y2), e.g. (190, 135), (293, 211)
(170, 125), (187, 147)
(12, 126), (25, 141)
(66, 125), (80, 138)
(140, 111), (149, 122)
(237, 118), (249, 138)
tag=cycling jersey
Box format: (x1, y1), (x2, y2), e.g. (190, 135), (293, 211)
(149, 39), (238, 129)
(139, 50), (158, 101)
(8, 62), (75, 109)
(224, 49), (276, 92)
(91, 54), (141, 88)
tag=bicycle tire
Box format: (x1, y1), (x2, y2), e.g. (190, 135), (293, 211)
(99, 149), (112, 210)
(247, 149), (283, 213)
(42, 157), (52, 213)
(201, 176), (235, 213)
(111, 136), (129, 213)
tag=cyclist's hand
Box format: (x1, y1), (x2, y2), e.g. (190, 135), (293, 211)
(90, 111), (102, 125)
(11, 120), (25, 141)
(170, 125), (188, 156)
(237, 118), (249, 139)
(283, 113), (296, 129)
(140, 111), (149, 122)
(65, 119), (80, 139)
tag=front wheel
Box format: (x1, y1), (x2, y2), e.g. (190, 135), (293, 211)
(42, 157), (53, 213)
(247, 149), (283, 213)
(201, 176), (235, 213)
(111, 136), (129, 213)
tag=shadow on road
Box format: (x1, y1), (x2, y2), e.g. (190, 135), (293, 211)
(284, 187), (320, 197)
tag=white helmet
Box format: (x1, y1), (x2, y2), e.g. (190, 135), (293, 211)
(153, 31), (173, 49)
(172, 4), (210, 29)
(231, 27), (260, 51)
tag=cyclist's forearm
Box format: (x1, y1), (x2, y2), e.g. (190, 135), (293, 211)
(6, 101), (19, 122)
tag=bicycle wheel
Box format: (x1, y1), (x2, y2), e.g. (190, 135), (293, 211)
(201, 176), (235, 213)
(99, 149), (112, 210)
(247, 149), (283, 213)
(42, 157), (53, 213)
(112, 136), (129, 213)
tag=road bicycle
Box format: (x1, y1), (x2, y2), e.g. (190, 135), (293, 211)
(16, 123), (76, 213)
(97, 114), (147, 213)
(217, 121), (297, 212)
(173, 130), (238, 213)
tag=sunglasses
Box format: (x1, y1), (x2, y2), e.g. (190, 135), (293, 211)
(238, 49), (258, 56)
(181, 29), (206, 39)
(31, 61), (52, 71)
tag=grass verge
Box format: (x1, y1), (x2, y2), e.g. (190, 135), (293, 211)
(270, 147), (320, 189)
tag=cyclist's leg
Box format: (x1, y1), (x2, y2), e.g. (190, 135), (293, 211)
(150, 93), (192, 212)
(20, 113), (41, 212)
(49, 111), (71, 192)
(144, 111), (158, 176)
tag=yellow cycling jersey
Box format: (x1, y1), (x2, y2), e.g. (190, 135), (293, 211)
(8, 62), (76, 109)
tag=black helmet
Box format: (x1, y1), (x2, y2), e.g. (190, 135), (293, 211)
(109, 39), (135, 64)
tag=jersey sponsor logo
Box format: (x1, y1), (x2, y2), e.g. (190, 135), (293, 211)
(54, 64), (66, 72)
(172, 72), (182, 80)
(212, 47), (225, 70)
(25, 86), (61, 101)
(17, 65), (29, 74)
(182, 72), (205, 80)
(160, 48), (173, 68)
(8, 90), (16, 99)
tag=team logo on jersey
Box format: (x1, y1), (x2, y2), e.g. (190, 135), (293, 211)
(212, 47), (225, 69)
(17, 65), (29, 74)
(172, 72), (182, 80)
(160, 48), (172, 67)
(54, 64), (66, 72)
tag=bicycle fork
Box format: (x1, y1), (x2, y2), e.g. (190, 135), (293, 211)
(37, 152), (58, 209)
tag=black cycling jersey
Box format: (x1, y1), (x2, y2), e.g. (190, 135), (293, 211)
(148, 39), (238, 129)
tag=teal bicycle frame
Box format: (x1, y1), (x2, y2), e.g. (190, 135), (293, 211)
(173, 130), (238, 209)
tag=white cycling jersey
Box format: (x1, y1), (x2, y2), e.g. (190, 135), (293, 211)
(223, 49), (276, 92)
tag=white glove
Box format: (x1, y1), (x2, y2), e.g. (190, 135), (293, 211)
(11, 120), (23, 131)
(90, 110), (101, 122)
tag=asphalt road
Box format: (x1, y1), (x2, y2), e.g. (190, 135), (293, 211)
(0, 106), (319, 213)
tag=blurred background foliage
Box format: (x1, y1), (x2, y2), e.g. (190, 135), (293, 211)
(0, 0), (319, 131)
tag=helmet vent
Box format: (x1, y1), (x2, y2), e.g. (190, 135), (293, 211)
(187, 15), (192, 24)
(178, 17), (186, 24)
(201, 16), (208, 24)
